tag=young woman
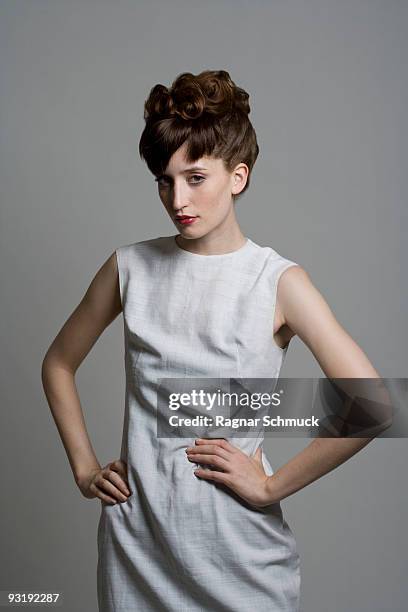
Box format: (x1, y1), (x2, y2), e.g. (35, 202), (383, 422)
(41, 70), (380, 611)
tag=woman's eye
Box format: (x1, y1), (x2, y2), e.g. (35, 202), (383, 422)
(154, 175), (205, 187)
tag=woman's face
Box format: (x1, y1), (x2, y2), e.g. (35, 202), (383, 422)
(155, 142), (248, 240)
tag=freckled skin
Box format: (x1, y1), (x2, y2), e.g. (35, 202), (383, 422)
(156, 141), (249, 256)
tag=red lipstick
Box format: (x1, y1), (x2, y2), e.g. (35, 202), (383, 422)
(175, 215), (198, 225)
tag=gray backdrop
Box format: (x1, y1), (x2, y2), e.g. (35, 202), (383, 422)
(1, 1), (407, 611)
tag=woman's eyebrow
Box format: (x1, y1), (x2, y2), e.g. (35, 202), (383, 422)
(182, 166), (208, 172)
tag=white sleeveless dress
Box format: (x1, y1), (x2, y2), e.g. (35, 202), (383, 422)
(97, 235), (301, 611)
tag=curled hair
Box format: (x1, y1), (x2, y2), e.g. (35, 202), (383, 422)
(139, 70), (259, 198)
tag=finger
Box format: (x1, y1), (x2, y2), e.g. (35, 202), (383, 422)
(90, 482), (118, 505)
(104, 466), (131, 496)
(110, 459), (127, 472)
(109, 460), (130, 483)
(97, 475), (130, 502)
(102, 482), (129, 502)
(188, 445), (230, 460)
(195, 438), (235, 453)
(194, 467), (230, 483)
(187, 454), (229, 471)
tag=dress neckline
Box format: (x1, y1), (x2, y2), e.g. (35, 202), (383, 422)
(172, 235), (253, 259)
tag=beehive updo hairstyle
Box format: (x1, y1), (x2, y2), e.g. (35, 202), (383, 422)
(138, 70), (259, 199)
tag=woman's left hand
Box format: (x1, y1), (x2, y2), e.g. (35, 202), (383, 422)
(185, 438), (273, 508)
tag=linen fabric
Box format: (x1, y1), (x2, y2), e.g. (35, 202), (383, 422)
(97, 235), (301, 611)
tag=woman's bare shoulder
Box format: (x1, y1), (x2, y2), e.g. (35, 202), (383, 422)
(43, 251), (121, 372)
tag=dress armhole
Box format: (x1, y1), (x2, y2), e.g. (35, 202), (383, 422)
(271, 262), (299, 352)
(273, 262), (299, 310)
(115, 248), (125, 311)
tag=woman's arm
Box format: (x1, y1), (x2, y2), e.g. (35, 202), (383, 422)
(186, 265), (386, 508)
(41, 251), (122, 487)
(264, 265), (381, 505)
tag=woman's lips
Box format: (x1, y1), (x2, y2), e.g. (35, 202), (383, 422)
(176, 216), (198, 225)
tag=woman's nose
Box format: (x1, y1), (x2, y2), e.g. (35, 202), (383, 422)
(171, 181), (188, 212)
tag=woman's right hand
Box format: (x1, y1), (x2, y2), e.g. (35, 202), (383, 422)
(77, 460), (131, 505)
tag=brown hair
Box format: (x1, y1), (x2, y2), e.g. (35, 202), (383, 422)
(138, 70), (259, 199)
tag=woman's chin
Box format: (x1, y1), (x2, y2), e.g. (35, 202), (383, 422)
(176, 223), (204, 237)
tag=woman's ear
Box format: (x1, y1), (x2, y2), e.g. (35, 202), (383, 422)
(231, 163), (249, 196)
